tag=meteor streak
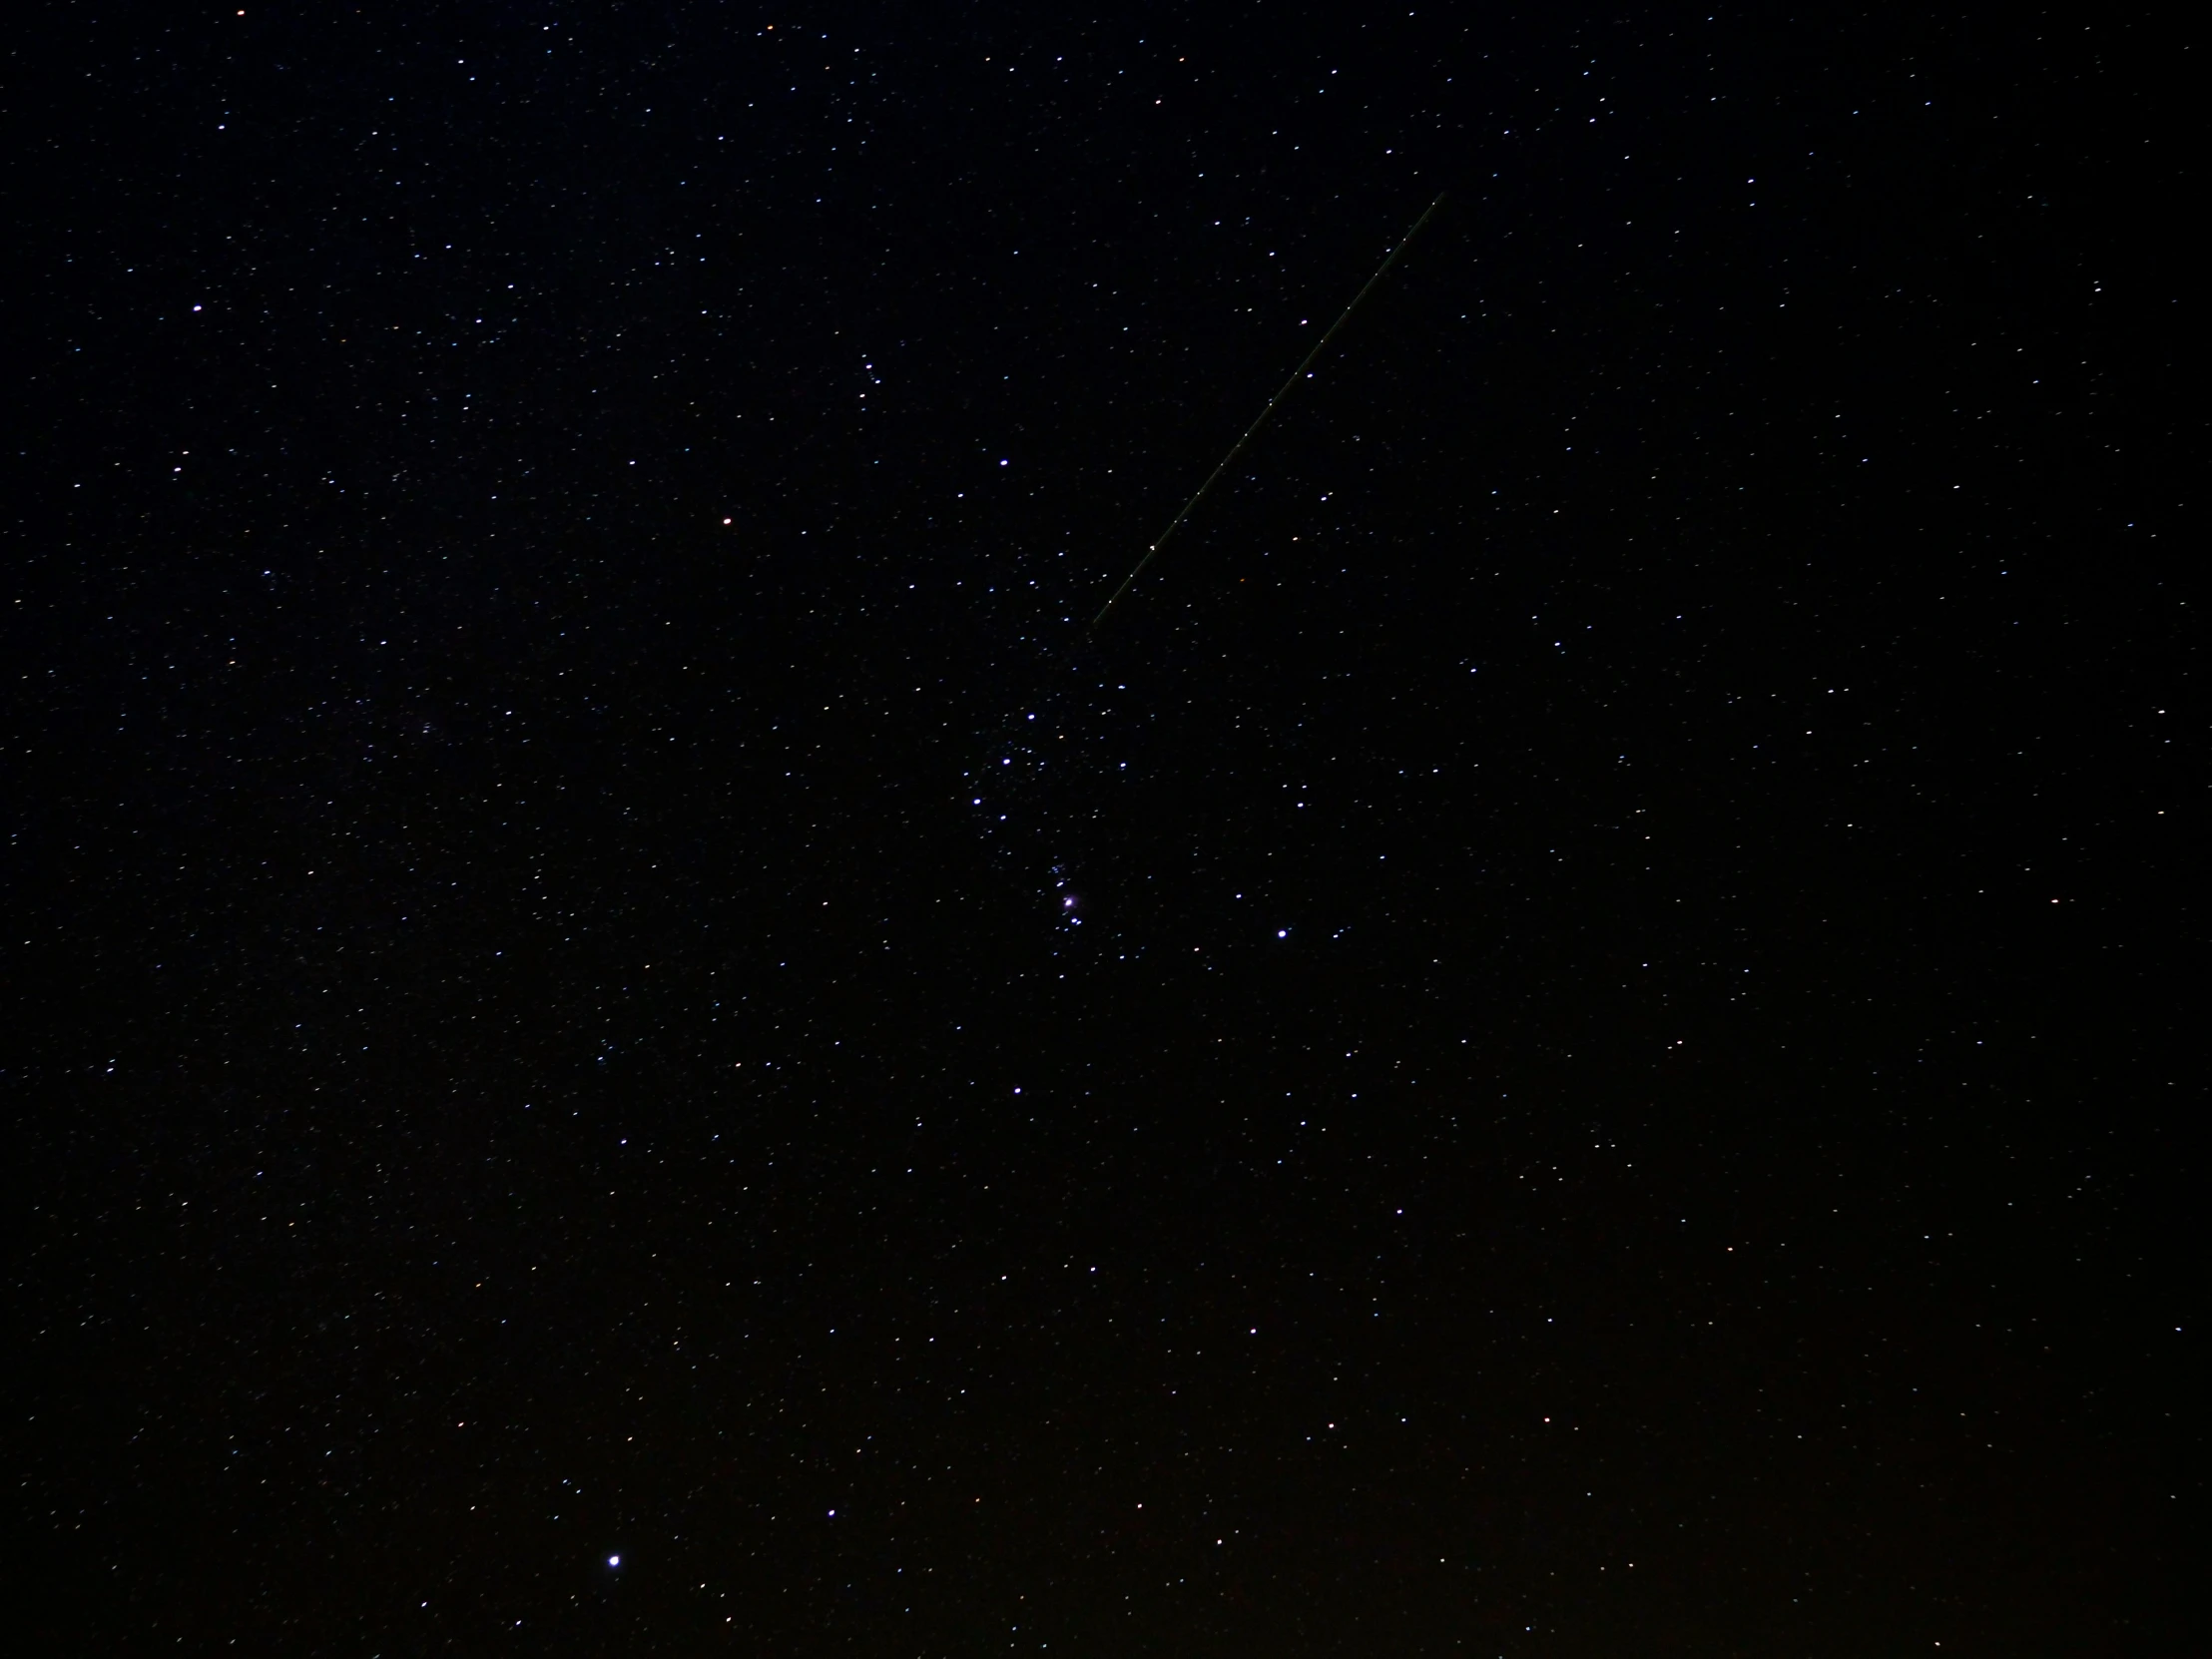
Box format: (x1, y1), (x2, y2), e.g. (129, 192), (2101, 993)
(1087, 193), (1446, 633)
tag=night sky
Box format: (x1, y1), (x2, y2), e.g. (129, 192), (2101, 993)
(15, 3), (2193, 1653)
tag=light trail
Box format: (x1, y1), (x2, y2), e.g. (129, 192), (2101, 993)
(1087, 193), (1447, 634)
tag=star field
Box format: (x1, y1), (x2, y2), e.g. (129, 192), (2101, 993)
(13, 4), (2192, 1654)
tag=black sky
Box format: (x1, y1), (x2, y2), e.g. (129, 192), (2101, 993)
(13, 3), (2194, 1654)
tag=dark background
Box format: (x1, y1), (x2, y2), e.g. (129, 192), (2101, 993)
(11, 2), (2194, 1653)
